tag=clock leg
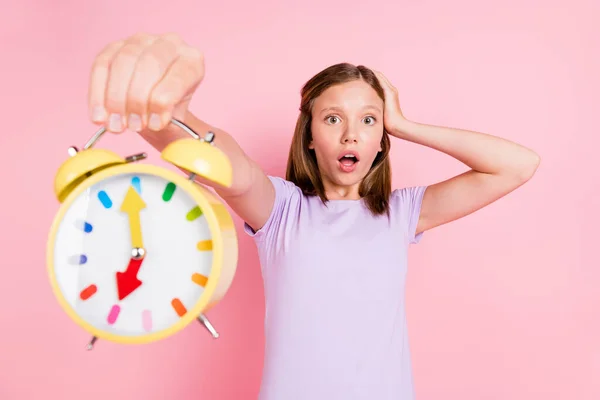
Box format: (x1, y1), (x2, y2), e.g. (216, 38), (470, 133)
(86, 336), (98, 351)
(197, 314), (219, 339)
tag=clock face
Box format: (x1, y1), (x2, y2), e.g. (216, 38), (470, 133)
(51, 170), (214, 338)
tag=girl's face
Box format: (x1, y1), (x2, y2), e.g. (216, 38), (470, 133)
(309, 79), (384, 199)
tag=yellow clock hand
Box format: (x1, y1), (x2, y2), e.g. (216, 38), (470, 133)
(120, 186), (146, 250)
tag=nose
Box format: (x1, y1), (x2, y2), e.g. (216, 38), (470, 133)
(341, 123), (359, 143)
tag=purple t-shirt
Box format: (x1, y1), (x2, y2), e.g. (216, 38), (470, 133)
(244, 176), (427, 400)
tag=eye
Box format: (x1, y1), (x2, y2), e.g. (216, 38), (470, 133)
(362, 116), (376, 125)
(325, 115), (341, 124)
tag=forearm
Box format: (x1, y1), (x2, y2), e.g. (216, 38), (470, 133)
(138, 110), (256, 196)
(391, 119), (540, 180)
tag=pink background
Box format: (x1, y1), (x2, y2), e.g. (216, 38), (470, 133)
(1, 1), (598, 399)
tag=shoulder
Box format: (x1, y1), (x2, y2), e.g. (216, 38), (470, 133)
(267, 175), (303, 202)
(243, 175), (304, 241)
(390, 185), (429, 244)
(391, 186), (428, 210)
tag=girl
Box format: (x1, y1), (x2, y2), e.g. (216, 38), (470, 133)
(88, 33), (540, 399)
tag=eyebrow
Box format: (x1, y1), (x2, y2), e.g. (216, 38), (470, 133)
(319, 105), (382, 115)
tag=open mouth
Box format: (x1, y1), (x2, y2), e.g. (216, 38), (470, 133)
(339, 154), (358, 166)
(338, 152), (360, 172)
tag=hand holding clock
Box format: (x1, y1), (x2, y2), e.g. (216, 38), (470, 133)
(45, 32), (238, 347)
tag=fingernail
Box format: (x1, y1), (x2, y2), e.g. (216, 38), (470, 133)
(128, 114), (142, 132)
(148, 113), (161, 131)
(108, 114), (122, 132)
(91, 106), (106, 122)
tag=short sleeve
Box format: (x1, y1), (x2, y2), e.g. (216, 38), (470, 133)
(392, 185), (428, 244)
(243, 175), (301, 246)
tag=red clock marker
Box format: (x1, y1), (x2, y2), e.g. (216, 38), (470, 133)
(80, 284), (97, 300)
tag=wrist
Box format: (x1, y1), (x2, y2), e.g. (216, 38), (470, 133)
(389, 117), (419, 140)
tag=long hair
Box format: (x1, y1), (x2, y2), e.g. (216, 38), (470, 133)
(285, 62), (392, 216)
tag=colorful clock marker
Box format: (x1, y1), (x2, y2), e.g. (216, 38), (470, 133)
(196, 240), (212, 251)
(131, 176), (141, 193)
(98, 190), (113, 208)
(107, 304), (121, 325)
(75, 219), (93, 233)
(186, 206), (203, 221)
(162, 182), (176, 201)
(80, 284), (97, 300)
(142, 310), (152, 332)
(192, 273), (208, 287)
(69, 254), (87, 265)
(171, 298), (187, 317)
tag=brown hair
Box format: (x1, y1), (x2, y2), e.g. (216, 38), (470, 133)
(285, 62), (392, 216)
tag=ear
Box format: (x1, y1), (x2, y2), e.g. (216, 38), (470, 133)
(309, 140), (314, 150)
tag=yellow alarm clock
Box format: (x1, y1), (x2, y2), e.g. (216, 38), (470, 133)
(47, 119), (238, 350)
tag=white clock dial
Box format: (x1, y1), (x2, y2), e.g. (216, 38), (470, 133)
(51, 171), (214, 337)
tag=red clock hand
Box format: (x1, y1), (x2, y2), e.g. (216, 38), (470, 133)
(116, 253), (144, 300)
(117, 186), (147, 301)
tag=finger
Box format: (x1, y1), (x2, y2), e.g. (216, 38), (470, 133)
(146, 47), (205, 131)
(379, 71), (398, 95)
(374, 70), (393, 91)
(104, 34), (157, 132)
(88, 40), (125, 125)
(126, 34), (182, 132)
